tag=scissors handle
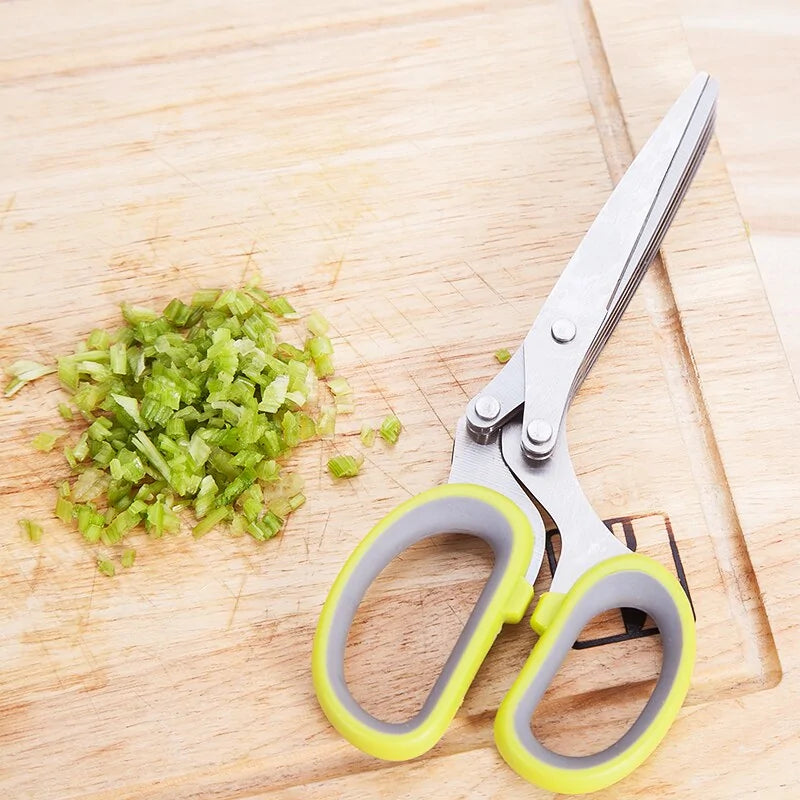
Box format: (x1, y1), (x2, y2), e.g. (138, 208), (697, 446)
(494, 552), (695, 795)
(312, 483), (535, 761)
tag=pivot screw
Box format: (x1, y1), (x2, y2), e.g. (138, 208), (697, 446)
(551, 318), (576, 344)
(525, 419), (553, 445)
(474, 395), (501, 422)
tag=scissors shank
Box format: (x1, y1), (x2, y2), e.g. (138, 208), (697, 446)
(500, 419), (628, 594)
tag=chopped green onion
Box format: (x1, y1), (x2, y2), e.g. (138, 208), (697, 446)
(104, 508), (141, 544)
(379, 414), (402, 445)
(163, 298), (193, 326)
(327, 376), (351, 396)
(31, 430), (67, 452)
(131, 430), (172, 482)
(55, 496), (74, 523)
(307, 335), (335, 377)
(9, 286), (374, 573)
(281, 410), (300, 448)
(86, 329), (111, 350)
(327, 453), (364, 479)
(264, 295), (296, 317)
(97, 558), (116, 577)
(194, 475), (218, 518)
(494, 348), (511, 364)
(109, 341), (128, 375)
(306, 310), (330, 336)
(360, 424), (375, 447)
(316, 405), (336, 438)
(145, 497), (180, 538)
(19, 518), (43, 543)
(239, 484), (264, 522)
(334, 395), (355, 415)
(192, 506), (229, 538)
(121, 303), (158, 325)
(4, 360), (56, 397)
(72, 468), (108, 502)
(188, 432), (211, 467)
(57, 358), (79, 392)
(71, 431), (90, 462)
(256, 459), (280, 483)
(259, 374), (288, 413)
(121, 548), (136, 568)
(216, 466), (256, 507)
(192, 288), (221, 308)
(246, 510), (284, 541)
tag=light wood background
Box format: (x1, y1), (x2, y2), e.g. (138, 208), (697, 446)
(1, 1), (799, 798)
(680, 0), (800, 387)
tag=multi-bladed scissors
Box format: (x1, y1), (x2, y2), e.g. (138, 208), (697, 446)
(312, 73), (718, 794)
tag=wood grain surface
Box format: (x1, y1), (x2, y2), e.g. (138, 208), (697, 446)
(680, 0), (800, 386)
(1, 1), (798, 798)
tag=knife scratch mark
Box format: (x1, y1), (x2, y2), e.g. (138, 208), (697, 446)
(463, 260), (521, 312)
(443, 275), (470, 304)
(330, 254), (345, 287)
(366, 309), (395, 341)
(409, 373), (453, 442)
(385, 298), (469, 398)
(416, 287), (443, 315)
(227, 576), (247, 631)
(359, 450), (413, 497)
(329, 316), (399, 415)
(319, 510), (332, 550)
(153, 151), (207, 194)
(239, 241), (258, 285)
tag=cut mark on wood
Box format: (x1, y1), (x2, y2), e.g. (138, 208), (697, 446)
(562, 0), (781, 691)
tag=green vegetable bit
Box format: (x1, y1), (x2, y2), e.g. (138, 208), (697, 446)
(379, 414), (402, 445)
(19, 518), (43, 543)
(193, 506), (229, 539)
(306, 310), (330, 337)
(3, 360), (56, 397)
(360, 424), (375, 447)
(7, 282), (376, 572)
(31, 430), (67, 452)
(494, 348), (511, 364)
(97, 558), (116, 577)
(327, 453), (364, 479)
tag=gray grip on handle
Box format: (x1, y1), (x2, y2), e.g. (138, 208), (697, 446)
(325, 493), (520, 737)
(511, 569), (688, 768)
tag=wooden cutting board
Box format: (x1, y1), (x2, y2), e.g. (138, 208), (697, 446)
(2, 0), (799, 797)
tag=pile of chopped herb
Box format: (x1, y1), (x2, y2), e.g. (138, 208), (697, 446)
(4, 284), (401, 575)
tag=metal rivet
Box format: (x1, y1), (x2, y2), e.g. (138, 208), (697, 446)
(551, 318), (576, 344)
(474, 395), (501, 422)
(525, 419), (553, 445)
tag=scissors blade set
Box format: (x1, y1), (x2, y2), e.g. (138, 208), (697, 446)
(465, 73), (719, 465)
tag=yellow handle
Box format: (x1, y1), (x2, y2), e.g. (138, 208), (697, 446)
(494, 553), (695, 795)
(312, 483), (535, 761)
